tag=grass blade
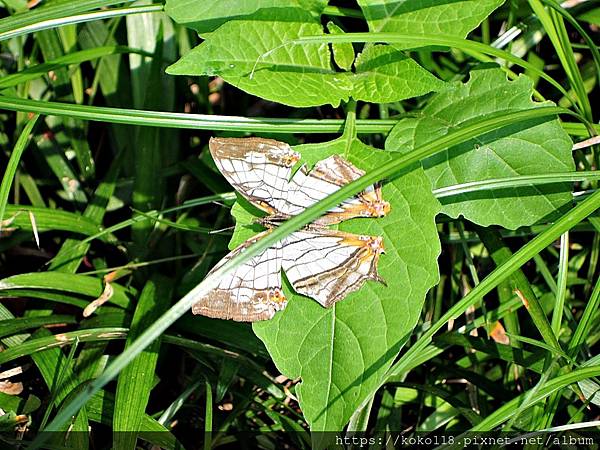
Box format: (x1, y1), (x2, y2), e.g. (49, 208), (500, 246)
(0, 315), (76, 339)
(204, 381), (213, 450)
(0, 328), (127, 365)
(113, 276), (172, 450)
(0, 4), (162, 42)
(0, 272), (134, 309)
(0, 114), (38, 229)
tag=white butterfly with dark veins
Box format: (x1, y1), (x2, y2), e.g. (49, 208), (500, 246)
(192, 137), (391, 322)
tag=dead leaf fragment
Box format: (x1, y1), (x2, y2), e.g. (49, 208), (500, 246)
(28, 211), (39, 248)
(83, 279), (114, 317)
(515, 289), (529, 309)
(0, 366), (26, 380)
(0, 380), (23, 395)
(489, 321), (510, 345)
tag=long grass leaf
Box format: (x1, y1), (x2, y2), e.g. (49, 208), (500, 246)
(3, 204), (102, 236)
(0, 328), (127, 365)
(0, 96), (392, 133)
(0, 0), (134, 34)
(0, 114), (38, 230)
(1, 96), (598, 136)
(0, 4), (162, 42)
(113, 276), (172, 449)
(0, 315), (76, 339)
(0, 272), (134, 309)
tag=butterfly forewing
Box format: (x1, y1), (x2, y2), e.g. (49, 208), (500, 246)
(209, 137), (300, 215)
(286, 154), (390, 224)
(192, 231), (287, 321)
(210, 138), (389, 222)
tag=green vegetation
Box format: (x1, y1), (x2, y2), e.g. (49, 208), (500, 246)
(0, 0), (598, 448)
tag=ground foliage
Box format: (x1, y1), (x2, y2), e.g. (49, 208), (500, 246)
(0, 0), (599, 449)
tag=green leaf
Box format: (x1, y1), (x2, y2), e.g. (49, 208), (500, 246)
(326, 21), (354, 71)
(230, 200), (264, 249)
(356, 0), (503, 36)
(579, 8), (600, 26)
(167, 11), (445, 106)
(29, 328), (89, 449)
(4, 205), (102, 237)
(0, 392), (41, 416)
(88, 390), (183, 450)
(228, 134), (441, 435)
(0, 115), (38, 229)
(386, 67), (575, 229)
(351, 44), (445, 103)
(216, 359), (240, 402)
(167, 9), (353, 107)
(0, 410), (23, 432)
(165, 0), (327, 35)
(0, 272), (134, 310)
(113, 276), (172, 449)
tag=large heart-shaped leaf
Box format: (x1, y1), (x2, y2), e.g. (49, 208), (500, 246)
(385, 66), (575, 229)
(224, 134), (441, 436)
(167, 8), (353, 108)
(166, 8), (445, 106)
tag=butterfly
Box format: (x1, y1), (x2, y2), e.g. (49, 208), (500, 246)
(192, 137), (391, 321)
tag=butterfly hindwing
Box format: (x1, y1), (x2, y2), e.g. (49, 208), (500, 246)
(286, 155), (390, 225)
(281, 229), (385, 308)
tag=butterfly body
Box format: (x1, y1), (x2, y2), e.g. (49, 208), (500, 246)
(192, 137), (390, 321)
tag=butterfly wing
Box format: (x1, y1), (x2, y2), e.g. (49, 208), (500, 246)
(192, 231), (287, 321)
(286, 155), (390, 225)
(204, 138), (390, 319)
(281, 229), (385, 308)
(209, 137), (300, 215)
(210, 138), (390, 221)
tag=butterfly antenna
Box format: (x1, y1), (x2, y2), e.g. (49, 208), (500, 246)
(209, 225), (236, 234)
